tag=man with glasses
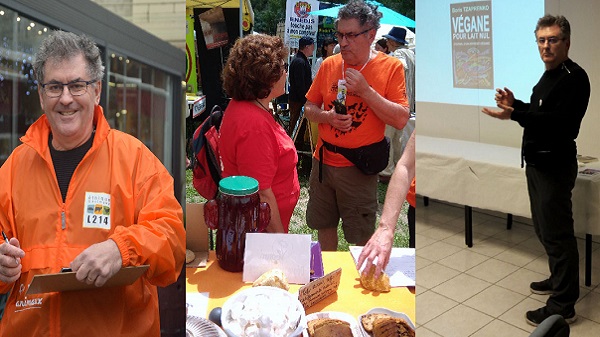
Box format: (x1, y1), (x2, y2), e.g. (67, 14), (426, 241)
(0, 31), (185, 336)
(304, 0), (409, 251)
(483, 15), (590, 326)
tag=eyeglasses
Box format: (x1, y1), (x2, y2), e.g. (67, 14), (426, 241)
(335, 28), (372, 42)
(41, 80), (97, 98)
(536, 37), (564, 45)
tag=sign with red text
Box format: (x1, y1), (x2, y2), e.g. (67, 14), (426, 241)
(450, 1), (494, 89)
(285, 0), (319, 48)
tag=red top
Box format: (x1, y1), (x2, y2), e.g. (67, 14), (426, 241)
(219, 100), (300, 231)
(407, 178), (416, 207)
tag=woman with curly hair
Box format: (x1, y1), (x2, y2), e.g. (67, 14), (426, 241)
(219, 34), (300, 233)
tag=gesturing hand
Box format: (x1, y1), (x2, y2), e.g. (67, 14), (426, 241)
(482, 103), (514, 120)
(482, 86), (517, 120)
(495, 87), (515, 107)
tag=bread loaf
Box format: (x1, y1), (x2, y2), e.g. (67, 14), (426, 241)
(361, 313), (415, 337)
(371, 316), (415, 337)
(307, 318), (352, 337)
(360, 264), (391, 292)
(361, 313), (390, 333)
(313, 323), (353, 337)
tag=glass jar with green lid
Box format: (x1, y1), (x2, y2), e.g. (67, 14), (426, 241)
(204, 176), (270, 272)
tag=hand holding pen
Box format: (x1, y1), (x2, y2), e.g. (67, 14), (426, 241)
(0, 231), (25, 284)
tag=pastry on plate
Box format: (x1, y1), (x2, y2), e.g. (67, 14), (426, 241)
(185, 249), (196, 264)
(252, 269), (290, 290)
(371, 316), (415, 337)
(361, 313), (390, 333)
(360, 264), (391, 292)
(307, 318), (351, 337)
(313, 323), (352, 337)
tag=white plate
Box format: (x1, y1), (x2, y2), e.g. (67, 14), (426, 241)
(186, 315), (227, 337)
(357, 307), (415, 336)
(221, 286), (306, 337)
(303, 311), (364, 337)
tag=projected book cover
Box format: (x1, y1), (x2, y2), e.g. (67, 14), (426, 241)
(450, 1), (493, 89)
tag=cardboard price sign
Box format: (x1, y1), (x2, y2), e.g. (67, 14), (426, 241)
(297, 268), (342, 309)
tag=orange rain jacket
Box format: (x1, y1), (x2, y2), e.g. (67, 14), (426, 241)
(0, 106), (186, 336)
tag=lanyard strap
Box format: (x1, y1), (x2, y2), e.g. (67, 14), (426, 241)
(341, 52), (372, 80)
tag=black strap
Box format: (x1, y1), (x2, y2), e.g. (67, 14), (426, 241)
(319, 138), (348, 183)
(319, 144), (323, 183)
(318, 139), (338, 183)
(321, 139), (338, 153)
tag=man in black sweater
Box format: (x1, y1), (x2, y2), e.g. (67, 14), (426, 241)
(483, 15), (590, 326)
(288, 36), (314, 136)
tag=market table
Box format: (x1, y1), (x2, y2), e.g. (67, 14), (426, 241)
(416, 135), (600, 286)
(186, 251), (415, 322)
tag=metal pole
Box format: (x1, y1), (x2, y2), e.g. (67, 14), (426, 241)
(239, 0), (243, 37)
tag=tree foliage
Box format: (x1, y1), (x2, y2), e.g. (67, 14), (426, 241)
(253, 0), (415, 35)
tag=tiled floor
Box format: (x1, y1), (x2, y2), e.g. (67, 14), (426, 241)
(416, 198), (600, 336)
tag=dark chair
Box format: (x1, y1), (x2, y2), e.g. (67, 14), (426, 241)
(529, 315), (570, 337)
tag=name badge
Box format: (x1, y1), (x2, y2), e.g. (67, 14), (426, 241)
(337, 79), (347, 105)
(82, 192), (111, 230)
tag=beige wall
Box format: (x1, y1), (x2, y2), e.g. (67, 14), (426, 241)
(547, 0), (600, 159)
(92, 0), (186, 50)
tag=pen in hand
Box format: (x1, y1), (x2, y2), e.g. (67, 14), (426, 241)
(2, 231), (20, 265)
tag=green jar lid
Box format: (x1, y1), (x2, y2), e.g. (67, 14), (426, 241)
(219, 176), (259, 195)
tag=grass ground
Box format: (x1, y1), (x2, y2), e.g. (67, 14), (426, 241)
(185, 157), (410, 251)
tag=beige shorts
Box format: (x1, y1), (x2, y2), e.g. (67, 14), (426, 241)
(306, 158), (378, 244)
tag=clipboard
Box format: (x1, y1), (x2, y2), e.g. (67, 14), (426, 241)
(26, 265), (149, 295)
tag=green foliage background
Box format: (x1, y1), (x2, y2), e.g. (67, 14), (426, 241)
(252, 0), (415, 35)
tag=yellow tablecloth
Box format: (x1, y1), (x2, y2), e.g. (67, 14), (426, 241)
(186, 251), (415, 322)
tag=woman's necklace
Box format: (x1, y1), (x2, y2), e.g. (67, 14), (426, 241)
(255, 99), (271, 113)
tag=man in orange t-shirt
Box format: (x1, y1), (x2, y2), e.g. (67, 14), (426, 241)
(304, 0), (409, 250)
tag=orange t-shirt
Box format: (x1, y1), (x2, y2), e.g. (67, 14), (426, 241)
(306, 52), (408, 167)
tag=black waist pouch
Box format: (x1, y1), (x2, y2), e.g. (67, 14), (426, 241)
(319, 137), (390, 181)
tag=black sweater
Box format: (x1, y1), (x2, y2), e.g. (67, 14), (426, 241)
(288, 51), (312, 103)
(511, 59), (590, 167)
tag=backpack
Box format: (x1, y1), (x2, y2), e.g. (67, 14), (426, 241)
(192, 105), (224, 200)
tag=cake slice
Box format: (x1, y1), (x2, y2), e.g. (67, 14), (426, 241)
(313, 322), (353, 337)
(307, 318), (350, 336)
(395, 317), (415, 337)
(372, 317), (398, 337)
(361, 313), (390, 333)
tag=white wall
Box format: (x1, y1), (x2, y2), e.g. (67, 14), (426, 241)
(417, 0), (600, 159)
(548, 0), (600, 159)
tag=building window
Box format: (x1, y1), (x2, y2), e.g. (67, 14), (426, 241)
(106, 53), (173, 167)
(0, 5), (174, 169)
(0, 6), (51, 165)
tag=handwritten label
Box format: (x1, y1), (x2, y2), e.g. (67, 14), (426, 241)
(298, 268), (342, 309)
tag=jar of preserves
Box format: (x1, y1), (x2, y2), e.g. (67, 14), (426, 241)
(204, 176), (270, 272)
